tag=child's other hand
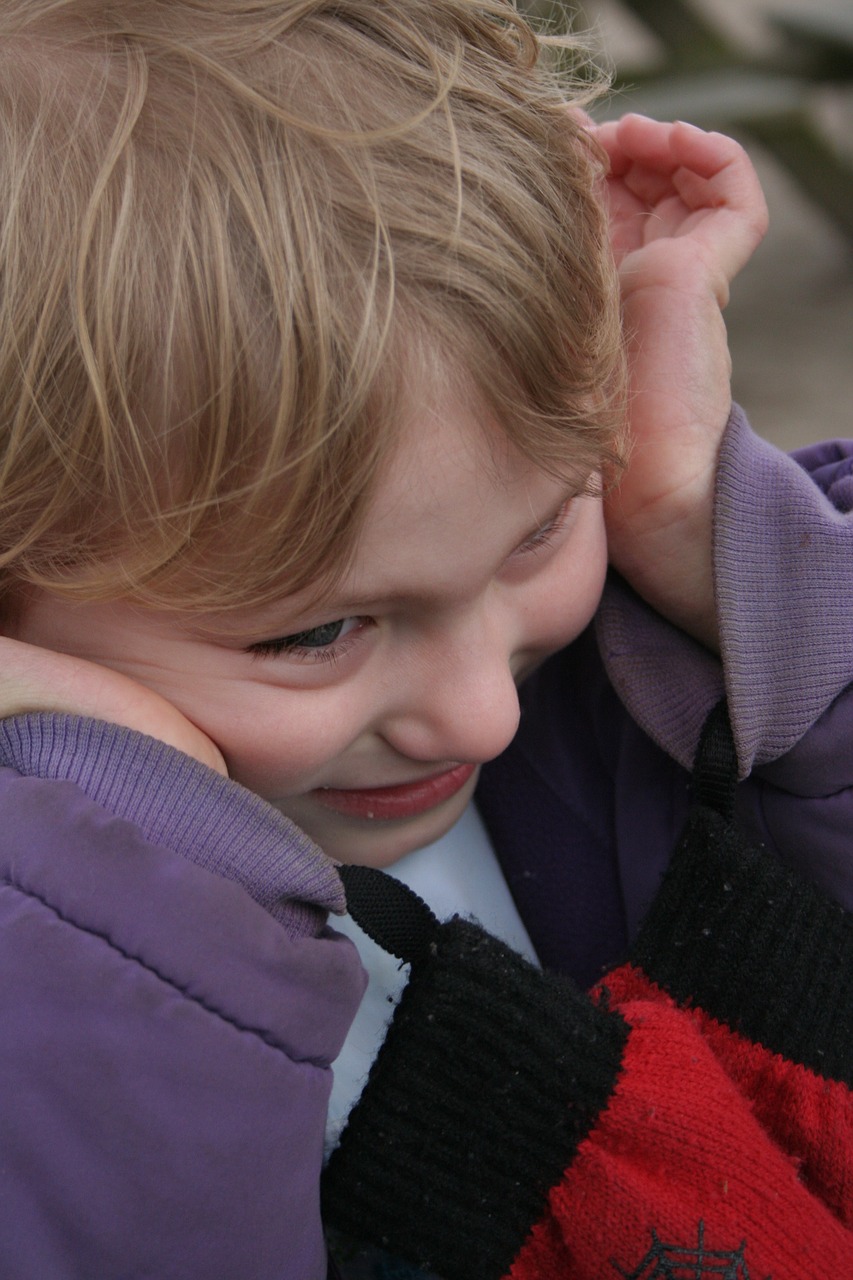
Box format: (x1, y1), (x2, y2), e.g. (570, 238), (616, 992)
(592, 115), (768, 649)
(0, 634), (228, 775)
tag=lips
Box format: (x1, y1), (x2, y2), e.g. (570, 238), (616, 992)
(313, 762), (476, 821)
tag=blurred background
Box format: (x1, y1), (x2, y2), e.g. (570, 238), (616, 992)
(523, 0), (853, 450)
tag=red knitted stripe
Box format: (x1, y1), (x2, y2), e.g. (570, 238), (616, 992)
(507, 964), (853, 1280)
(602, 963), (853, 1227)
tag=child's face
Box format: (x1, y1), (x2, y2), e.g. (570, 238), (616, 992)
(13, 391), (607, 867)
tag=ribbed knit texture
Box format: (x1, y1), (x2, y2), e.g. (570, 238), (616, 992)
(323, 701), (853, 1278)
(598, 408), (853, 775)
(627, 696), (853, 1085)
(322, 914), (628, 1279)
(0, 712), (343, 934)
(631, 800), (853, 1086)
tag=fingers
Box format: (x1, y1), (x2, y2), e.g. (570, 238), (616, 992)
(593, 113), (769, 279)
(0, 635), (229, 774)
(595, 113), (736, 177)
(669, 121), (768, 232)
(596, 115), (766, 219)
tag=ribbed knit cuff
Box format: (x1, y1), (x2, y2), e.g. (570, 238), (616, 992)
(0, 712), (343, 935)
(322, 918), (628, 1280)
(631, 800), (853, 1086)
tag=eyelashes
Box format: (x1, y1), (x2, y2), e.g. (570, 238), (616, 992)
(247, 617), (365, 663)
(511, 495), (576, 558)
(247, 495), (579, 664)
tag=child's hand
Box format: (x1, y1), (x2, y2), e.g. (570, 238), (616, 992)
(591, 115), (768, 649)
(0, 634), (228, 775)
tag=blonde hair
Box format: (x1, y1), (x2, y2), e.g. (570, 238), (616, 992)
(0, 0), (625, 613)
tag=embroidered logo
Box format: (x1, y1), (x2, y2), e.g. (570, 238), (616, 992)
(611, 1221), (770, 1279)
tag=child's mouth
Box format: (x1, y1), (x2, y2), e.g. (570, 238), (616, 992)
(313, 763), (476, 821)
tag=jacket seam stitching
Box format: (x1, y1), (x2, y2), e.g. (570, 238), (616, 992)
(2, 872), (310, 1062)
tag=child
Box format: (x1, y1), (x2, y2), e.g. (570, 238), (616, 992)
(0, 1), (850, 1277)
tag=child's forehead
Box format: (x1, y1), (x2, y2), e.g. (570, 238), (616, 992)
(197, 401), (580, 635)
(369, 388), (551, 515)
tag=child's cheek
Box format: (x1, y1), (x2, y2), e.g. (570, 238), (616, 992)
(213, 685), (370, 803)
(517, 495), (607, 670)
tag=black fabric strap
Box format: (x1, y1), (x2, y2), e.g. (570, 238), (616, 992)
(691, 697), (738, 820)
(335, 700), (738, 968)
(337, 863), (439, 966)
(631, 700), (853, 1085)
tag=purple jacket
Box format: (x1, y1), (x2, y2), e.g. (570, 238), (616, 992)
(1, 408), (851, 1277)
(479, 413), (853, 985)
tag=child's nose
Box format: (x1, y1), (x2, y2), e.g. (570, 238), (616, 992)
(379, 629), (521, 765)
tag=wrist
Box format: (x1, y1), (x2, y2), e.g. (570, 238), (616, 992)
(605, 479), (719, 651)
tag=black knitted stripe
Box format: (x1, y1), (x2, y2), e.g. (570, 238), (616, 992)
(322, 918), (628, 1280)
(631, 801), (853, 1086)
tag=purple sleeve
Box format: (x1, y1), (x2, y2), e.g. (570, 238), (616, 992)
(789, 438), (853, 508)
(0, 712), (346, 935)
(715, 414), (853, 767)
(597, 406), (853, 908)
(0, 723), (365, 1279)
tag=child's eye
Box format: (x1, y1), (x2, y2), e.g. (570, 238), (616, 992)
(512, 496), (576, 558)
(247, 617), (363, 662)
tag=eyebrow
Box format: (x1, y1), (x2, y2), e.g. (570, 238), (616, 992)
(290, 485), (582, 615)
(194, 483), (583, 641)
